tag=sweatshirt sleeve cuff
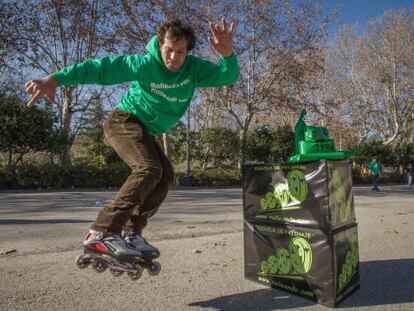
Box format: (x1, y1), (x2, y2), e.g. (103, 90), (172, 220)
(51, 71), (66, 86)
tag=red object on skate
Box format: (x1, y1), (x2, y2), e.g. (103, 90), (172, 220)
(91, 242), (109, 253)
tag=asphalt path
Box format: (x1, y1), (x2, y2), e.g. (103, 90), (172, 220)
(0, 185), (413, 311)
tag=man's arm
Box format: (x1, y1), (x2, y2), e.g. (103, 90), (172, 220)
(25, 55), (144, 107)
(195, 18), (239, 87)
(195, 55), (239, 87)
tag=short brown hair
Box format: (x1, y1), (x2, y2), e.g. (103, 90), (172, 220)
(157, 18), (196, 51)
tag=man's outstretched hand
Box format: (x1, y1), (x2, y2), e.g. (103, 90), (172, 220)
(25, 75), (57, 107)
(207, 17), (237, 57)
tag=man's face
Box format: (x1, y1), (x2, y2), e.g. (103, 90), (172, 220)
(160, 34), (188, 72)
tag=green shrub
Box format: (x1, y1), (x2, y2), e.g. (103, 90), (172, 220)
(352, 168), (404, 185)
(191, 168), (241, 187)
(352, 168), (369, 184)
(0, 162), (130, 189)
(0, 161), (407, 189)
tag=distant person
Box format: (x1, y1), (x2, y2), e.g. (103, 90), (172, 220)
(405, 163), (413, 186)
(368, 158), (381, 191)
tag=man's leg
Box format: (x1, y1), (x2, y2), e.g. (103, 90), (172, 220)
(374, 175), (380, 190)
(91, 110), (163, 234)
(123, 139), (175, 235)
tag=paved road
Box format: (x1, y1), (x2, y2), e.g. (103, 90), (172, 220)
(0, 186), (413, 310)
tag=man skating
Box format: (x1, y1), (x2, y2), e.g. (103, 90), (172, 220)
(25, 18), (239, 276)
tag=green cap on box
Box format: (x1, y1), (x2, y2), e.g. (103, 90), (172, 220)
(288, 109), (356, 163)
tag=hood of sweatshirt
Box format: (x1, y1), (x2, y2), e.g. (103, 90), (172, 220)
(145, 35), (189, 74)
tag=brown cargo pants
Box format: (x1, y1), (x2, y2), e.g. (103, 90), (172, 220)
(91, 109), (174, 235)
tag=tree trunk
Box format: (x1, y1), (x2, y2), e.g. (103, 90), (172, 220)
(184, 109), (192, 176)
(60, 87), (74, 166)
(238, 127), (248, 170)
(162, 133), (169, 158)
(7, 148), (16, 176)
(7, 148), (12, 168)
(201, 160), (207, 172)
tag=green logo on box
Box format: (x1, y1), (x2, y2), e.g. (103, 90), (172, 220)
(260, 170), (308, 211)
(289, 237), (312, 274)
(259, 237), (313, 277)
(330, 169), (351, 223)
(287, 170), (308, 203)
(338, 242), (359, 292)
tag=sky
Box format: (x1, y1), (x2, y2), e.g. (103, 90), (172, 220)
(320, 0), (414, 40)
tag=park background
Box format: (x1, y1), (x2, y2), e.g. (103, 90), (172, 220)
(0, 0), (413, 189)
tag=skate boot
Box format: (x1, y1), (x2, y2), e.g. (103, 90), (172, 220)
(75, 230), (146, 280)
(123, 231), (161, 276)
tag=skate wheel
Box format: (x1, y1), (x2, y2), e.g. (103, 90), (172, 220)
(147, 261), (161, 276)
(110, 269), (123, 277)
(75, 255), (89, 269)
(92, 262), (107, 273)
(128, 266), (143, 281)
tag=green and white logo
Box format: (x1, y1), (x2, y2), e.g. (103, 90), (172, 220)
(289, 237), (313, 274)
(337, 242), (359, 292)
(330, 169), (351, 223)
(276, 248), (292, 274)
(274, 183), (290, 207)
(287, 170), (308, 203)
(259, 237), (313, 277)
(259, 169), (308, 211)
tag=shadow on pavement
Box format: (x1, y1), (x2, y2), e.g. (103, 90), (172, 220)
(189, 259), (414, 310)
(340, 258), (414, 308)
(189, 288), (314, 310)
(0, 219), (92, 225)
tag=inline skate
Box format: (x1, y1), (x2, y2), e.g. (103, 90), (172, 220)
(75, 230), (161, 280)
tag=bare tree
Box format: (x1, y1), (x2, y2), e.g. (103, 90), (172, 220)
(323, 8), (414, 145)
(197, 0), (331, 167)
(2, 0), (118, 164)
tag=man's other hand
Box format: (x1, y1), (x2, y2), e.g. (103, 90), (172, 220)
(25, 75), (57, 107)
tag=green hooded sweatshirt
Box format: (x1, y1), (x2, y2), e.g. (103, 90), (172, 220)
(369, 160), (381, 176)
(52, 36), (239, 135)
